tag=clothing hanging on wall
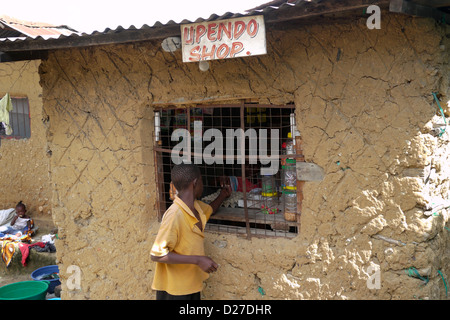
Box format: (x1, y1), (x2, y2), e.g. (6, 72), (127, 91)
(0, 93), (13, 137)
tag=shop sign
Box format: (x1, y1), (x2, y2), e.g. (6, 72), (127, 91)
(181, 15), (266, 62)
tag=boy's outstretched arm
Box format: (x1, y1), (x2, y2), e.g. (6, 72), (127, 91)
(151, 252), (218, 273)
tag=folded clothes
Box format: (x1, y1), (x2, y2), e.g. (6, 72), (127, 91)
(41, 234), (55, 244)
(32, 242), (56, 253)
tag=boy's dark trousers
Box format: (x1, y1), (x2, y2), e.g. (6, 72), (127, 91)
(156, 290), (201, 300)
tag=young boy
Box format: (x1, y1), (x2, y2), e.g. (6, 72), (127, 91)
(151, 163), (231, 300)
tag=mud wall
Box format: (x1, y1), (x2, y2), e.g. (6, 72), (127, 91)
(39, 13), (449, 299)
(0, 60), (52, 223)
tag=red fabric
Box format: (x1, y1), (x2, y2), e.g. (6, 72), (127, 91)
(19, 242), (45, 266)
(236, 177), (261, 192)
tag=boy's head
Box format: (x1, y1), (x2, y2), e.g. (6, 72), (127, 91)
(171, 164), (203, 198)
(16, 201), (27, 217)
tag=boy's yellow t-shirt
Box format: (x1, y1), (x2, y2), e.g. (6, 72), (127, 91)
(151, 196), (213, 295)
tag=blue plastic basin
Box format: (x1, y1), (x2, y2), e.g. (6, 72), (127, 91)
(31, 265), (60, 294)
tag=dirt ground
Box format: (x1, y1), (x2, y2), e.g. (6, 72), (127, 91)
(0, 273), (32, 287)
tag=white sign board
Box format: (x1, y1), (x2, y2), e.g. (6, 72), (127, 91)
(181, 15), (266, 63)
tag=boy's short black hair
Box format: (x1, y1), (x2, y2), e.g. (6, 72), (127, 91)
(171, 163), (201, 192)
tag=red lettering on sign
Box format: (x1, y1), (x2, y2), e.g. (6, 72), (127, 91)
(195, 25), (207, 43)
(233, 21), (245, 40)
(207, 23), (217, 41)
(189, 45), (201, 62)
(183, 26), (194, 45)
(216, 43), (230, 59)
(230, 42), (244, 57)
(183, 17), (265, 62)
(247, 19), (259, 38)
(217, 22), (232, 41)
(201, 45), (216, 60)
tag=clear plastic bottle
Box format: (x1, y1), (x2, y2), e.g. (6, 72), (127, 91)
(282, 146), (297, 221)
(283, 191), (297, 221)
(285, 132), (295, 156)
(262, 175), (277, 212)
(282, 159), (297, 191)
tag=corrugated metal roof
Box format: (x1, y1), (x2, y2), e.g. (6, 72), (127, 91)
(1, 0), (448, 53)
(0, 15), (79, 39)
(0, 0), (333, 50)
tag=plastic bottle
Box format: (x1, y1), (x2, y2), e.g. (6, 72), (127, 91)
(261, 175), (277, 212)
(282, 159), (297, 190)
(282, 132), (297, 221)
(283, 191), (297, 221)
(285, 132), (295, 156)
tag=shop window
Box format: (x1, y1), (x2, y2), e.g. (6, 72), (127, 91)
(0, 97), (31, 139)
(153, 104), (303, 238)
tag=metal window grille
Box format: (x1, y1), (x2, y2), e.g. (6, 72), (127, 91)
(0, 97), (31, 139)
(153, 104), (302, 238)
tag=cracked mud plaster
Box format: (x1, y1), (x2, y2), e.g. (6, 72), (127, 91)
(37, 13), (450, 300)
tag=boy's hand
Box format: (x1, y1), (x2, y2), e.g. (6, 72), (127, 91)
(219, 185), (232, 198)
(218, 176), (228, 187)
(196, 256), (218, 273)
(210, 185), (232, 214)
